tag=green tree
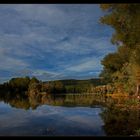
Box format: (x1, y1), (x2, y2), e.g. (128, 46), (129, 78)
(9, 76), (30, 91)
(100, 4), (140, 47)
(129, 47), (140, 95)
(100, 4), (140, 95)
(30, 77), (39, 84)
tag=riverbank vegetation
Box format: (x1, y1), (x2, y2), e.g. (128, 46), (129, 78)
(99, 4), (140, 96)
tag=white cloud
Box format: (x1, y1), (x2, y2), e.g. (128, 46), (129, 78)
(0, 46), (29, 71)
(32, 69), (58, 77)
(0, 57), (28, 71)
(0, 4), (116, 82)
(30, 69), (64, 81)
(53, 36), (116, 55)
(65, 57), (101, 73)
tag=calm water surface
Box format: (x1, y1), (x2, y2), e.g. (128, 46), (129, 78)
(0, 101), (106, 136)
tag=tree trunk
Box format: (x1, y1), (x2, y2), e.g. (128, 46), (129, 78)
(135, 84), (140, 96)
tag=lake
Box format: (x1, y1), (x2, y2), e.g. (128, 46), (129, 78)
(0, 101), (106, 136)
(0, 93), (140, 136)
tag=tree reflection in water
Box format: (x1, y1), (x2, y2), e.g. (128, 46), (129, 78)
(101, 106), (140, 136)
(0, 90), (140, 136)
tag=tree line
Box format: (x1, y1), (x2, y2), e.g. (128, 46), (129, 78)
(0, 76), (106, 95)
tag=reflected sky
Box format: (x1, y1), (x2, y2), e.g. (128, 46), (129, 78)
(0, 102), (105, 136)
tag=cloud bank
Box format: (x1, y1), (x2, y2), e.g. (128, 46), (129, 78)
(0, 4), (116, 83)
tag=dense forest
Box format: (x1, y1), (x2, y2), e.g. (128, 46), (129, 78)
(0, 76), (106, 95)
(99, 4), (140, 96)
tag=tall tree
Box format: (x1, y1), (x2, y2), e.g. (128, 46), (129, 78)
(100, 4), (140, 47)
(100, 4), (140, 95)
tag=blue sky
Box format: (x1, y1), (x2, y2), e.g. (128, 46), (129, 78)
(0, 4), (116, 83)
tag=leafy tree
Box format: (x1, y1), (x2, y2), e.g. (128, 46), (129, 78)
(30, 77), (39, 84)
(100, 4), (140, 95)
(100, 4), (140, 47)
(8, 76), (30, 92)
(129, 47), (140, 95)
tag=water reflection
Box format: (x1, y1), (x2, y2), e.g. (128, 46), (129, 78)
(101, 106), (140, 136)
(0, 91), (140, 136)
(0, 102), (105, 136)
(0, 90), (105, 110)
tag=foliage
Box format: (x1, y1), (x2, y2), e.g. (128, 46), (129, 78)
(8, 76), (30, 92)
(100, 4), (140, 95)
(0, 77), (105, 95)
